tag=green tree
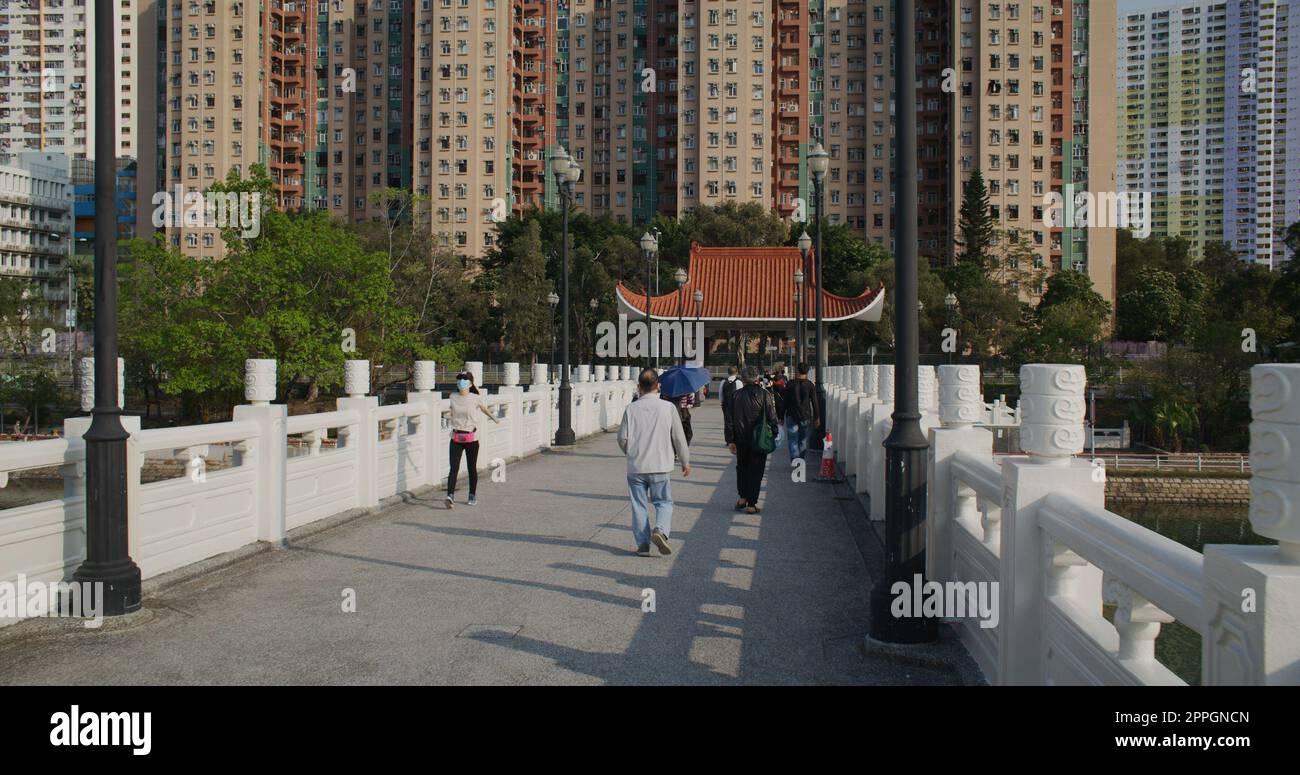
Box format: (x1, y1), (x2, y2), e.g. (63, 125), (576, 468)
(119, 205), (417, 421)
(1016, 270), (1112, 376)
(949, 169), (996, 292)
(786, 219), (889, 296)
(496, 220), (553, 363)
(1272, 221), (1300, 350)
(1116, 267), (1203, 342)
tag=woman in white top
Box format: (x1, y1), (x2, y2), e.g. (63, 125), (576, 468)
(446, 370), (499, 507)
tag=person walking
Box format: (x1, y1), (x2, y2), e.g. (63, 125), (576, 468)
(445, 370), (499, 508)
(661, 389), (696, 445)
(618, 368), (691, 556)
(720, 365), (740, 416)
(782, 362), (820, 463)
(770, 363), (788, 443)
(725, 365), (779, 514)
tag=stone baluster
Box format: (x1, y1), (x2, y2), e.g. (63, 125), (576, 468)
(999, 364), (1101, 685)
(866, 365), (895, 517)
(234, 358), (287, 545)
(1104, 574), (1174, 663)
(1201, 364), (1300, 684)
(338, 359), (379, 508)
(927, 365), (995, 583)
(503, 362), (520, 387)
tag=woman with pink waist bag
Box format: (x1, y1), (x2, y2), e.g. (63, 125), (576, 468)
(446, 370), (499, 508)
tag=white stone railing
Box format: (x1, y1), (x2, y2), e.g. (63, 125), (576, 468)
(0, 359), (636, 625)
(821, 362), (1300, 686)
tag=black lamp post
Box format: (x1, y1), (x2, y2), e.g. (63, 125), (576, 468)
(73, 5), (142, 616)
(548, 290), (559, 372)
(945, 292), (958, 364)
(588, 297), (599, 363)
(790, 266), (800, 364)
(674, 267), (688, 365)
(808, 142), (829, 443)
(796, 230), (810, 364)
(640, 230), (658, 366)
(870, 0), (936, 644)
(551, 146), (582, 445)
(693, 289), (704, 368)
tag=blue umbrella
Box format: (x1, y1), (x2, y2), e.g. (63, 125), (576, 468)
(657, 365), (711, 398)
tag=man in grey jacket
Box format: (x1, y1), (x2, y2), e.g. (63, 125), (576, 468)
(617, 368), (691, 556)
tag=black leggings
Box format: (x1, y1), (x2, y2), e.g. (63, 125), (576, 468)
(448, 439), (480, 496)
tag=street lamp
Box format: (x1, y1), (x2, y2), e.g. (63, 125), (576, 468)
(589, 297), (599, 363)
(796, 230), (811, 364)
(550, 146), (581, 445)
(870, 0), (935, 644)
(693, 289), (704, 367)
(674, 267), (688, 364)
(793, 266), (805, 363)
(547, 291), (559, 372)
(945, 292), (958, 364)
(807, 142), (829, 443)
(73, 5), (142, 616)
(640, 230), (658, 366)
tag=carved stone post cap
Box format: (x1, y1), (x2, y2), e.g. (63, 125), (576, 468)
(464, 361), (484, 389)
(1251, 364), (1300, 425)
(78, 356), (125, 411)
(244, 358), (277, 405)
(938, 364), (981, 386)
(412, 360), (437, 392)
(343, 359), (370, 397)
(918, 365), (938, 412)
(503, 362), (521, 387)
(878, 364), (895, 402)
(1249, 478), (1300, 547)
(1019, 363), (1087, 396)
(938, 365), (984, 428)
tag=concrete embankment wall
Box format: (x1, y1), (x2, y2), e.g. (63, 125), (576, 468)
(1106, 475), (1250, 506)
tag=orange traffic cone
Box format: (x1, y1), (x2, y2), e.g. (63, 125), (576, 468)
(819, 432), (837, 479)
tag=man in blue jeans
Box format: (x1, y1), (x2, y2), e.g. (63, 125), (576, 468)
(617, 368), (692, 556)
(783, 362), (820, 462)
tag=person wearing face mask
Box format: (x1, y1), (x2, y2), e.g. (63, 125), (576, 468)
(446, 370), (499, 508)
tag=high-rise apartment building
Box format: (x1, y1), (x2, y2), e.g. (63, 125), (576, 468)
(140, 0), (413, 258)
(134, 0), (1116, 303)
(1255, 0), (1299, 267)
(952, 0), (1117, 303)
(0, 0), (139, 161)
(0, 151), (73, 314)
(1119, 0), (1297, 268)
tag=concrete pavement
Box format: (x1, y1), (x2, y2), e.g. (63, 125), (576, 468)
(0, 404), (980, 685)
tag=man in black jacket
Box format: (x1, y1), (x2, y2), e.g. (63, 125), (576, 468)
(724, 366), (780, 513)
(720, 365), (740, 417)
(782, 362), (820, 462)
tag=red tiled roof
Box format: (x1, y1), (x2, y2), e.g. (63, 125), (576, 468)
(615, 242), (885, 322)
